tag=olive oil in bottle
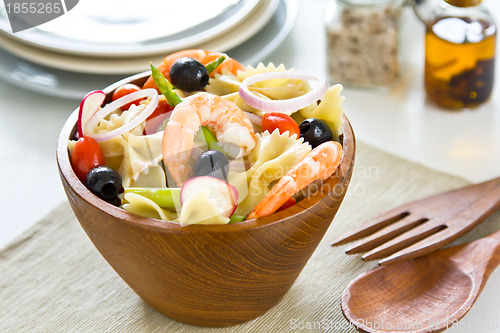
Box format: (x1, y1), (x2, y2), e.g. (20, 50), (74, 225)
(424, 0), (496, 109)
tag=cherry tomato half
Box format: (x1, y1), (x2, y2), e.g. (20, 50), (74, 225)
(261, 112), (300, 137)
(111, 84), (143, 111)
(71, 136), (105, 182)
(146, 98), (173, 121)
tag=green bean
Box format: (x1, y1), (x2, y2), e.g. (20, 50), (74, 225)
(204, 56), (226, 74)
(229, 214), (247, 224)
(150, 63), (182, 107)
(123, 187), (181, 209)
(195, 126), (228, 154)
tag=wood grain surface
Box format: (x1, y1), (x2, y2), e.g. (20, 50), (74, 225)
(342, 229), (500, 333)
(57, 73), (356, 327)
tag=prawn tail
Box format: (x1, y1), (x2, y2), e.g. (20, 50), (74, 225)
(248, 176), (297, 220)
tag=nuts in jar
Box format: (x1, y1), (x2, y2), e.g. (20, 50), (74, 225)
(325, 0), (404, 89)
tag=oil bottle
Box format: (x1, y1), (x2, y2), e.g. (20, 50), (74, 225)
(424, 0), (496, 109)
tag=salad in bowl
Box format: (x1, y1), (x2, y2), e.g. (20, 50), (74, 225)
(67, 49), (347, 225)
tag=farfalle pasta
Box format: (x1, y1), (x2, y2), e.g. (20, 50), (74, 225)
(122, 192), (177, 221)
(126, 131), (164, 185)
(178, 189), (231, 226)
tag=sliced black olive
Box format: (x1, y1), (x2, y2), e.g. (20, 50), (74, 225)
(169, 57), (209, 92)
(86, 166), (122, 205)
(193, 150), (229, 181)
(299, 118), (334, 148)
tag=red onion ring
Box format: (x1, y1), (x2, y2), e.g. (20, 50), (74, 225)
(84, 89), (159, 142)
(239, 72), (327, 115)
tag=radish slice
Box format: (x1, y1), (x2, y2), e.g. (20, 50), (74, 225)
(180, 176), (238, 225)
(239, 72), (328, 115)
(84, 89), (159, 142)
(77, 90), (106, 138)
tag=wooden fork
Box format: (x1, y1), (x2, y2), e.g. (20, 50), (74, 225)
(332, 177), (500, 265)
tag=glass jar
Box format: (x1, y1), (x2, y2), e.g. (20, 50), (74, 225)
(424, 0), (496, 109)
(325, 0), (405, 90)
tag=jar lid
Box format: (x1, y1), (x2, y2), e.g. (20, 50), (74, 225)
(444, 0), (482, 7)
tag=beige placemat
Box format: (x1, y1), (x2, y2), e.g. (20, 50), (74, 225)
(1, 142), (499, 333)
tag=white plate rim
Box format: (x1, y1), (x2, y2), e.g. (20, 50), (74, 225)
(0, 0), (262, 58)
(0, 0), (279, 75)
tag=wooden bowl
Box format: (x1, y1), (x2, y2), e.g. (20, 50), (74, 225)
(57, 72), (356, 327)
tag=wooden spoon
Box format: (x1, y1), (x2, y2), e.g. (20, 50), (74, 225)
(342, 229), (500, 333)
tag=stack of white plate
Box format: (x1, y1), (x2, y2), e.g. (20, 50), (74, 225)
(0, 0), (297, 99)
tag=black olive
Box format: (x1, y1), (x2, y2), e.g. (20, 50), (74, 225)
(299, 118), (334, 148)
(169, 57), (209, 92)
(86, 166), (122, 205)
(193, 150), (229, 181)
